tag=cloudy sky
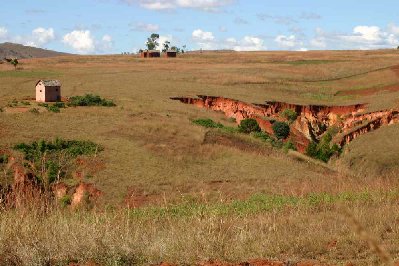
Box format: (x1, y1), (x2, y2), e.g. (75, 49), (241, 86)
(1, 0), (399, 54)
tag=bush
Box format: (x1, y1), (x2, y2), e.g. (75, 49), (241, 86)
(54, 102), (65, 108)
(272, 121), (290, 139)
(239, 118), (261, 134)
(47, 105), (60, 113)
(281, 109), (298, 122)
(283, 141), (297, 153)
(193, 118), (224, 128)
(305, 132), (341, 162)
(14, 138), (103, 186)
(68, 94), (116, 107)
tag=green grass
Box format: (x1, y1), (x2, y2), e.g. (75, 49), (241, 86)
(0, 70), (62, 78)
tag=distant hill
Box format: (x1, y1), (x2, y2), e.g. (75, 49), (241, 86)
(0, 42), (71, 59)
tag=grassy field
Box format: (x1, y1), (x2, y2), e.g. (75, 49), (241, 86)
(1, 50), (399, 265)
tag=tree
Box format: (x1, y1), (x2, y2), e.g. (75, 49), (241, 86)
(239, 118), (261, 134)
(397, 46), (399, 50)
(162, 41), (170, 52)
(146, 33), (159, 50)
(10, 59), (18, 70)
(272, 121), (290, 139)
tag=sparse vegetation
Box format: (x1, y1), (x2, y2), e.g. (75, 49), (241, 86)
(68, 94), (116, 107)
(192, 118), (224, 128)
(272, 121), (290, 139)
(281, 109), (298, 123)
(13, 138), (102, 187)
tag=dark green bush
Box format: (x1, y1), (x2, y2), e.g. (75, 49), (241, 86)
(68, 94), (116, 107)
(281, 109), (298, 122)
(272, 121), (290, 139)
(239, 118), (261, 134)
(192, 118), (224, 128)
(305, 132), (341, 162)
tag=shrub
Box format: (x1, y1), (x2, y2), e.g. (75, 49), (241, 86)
(251, 131), (272, 142)
(239, 118), (261, 134)
(14, 138), (103, 187)
(281, 109), (298, 122)
(47, 105), (60, 113)
(272, 121), (290, 139)
(305, 132), (341, 162)
(54, 102), (65, 108)
(283, 140), (297, 153)
(68, 94), (116, 107)
(193, 118), (224, 128)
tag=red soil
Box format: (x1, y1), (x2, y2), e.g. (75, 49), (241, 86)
(172, 95), (399, 152)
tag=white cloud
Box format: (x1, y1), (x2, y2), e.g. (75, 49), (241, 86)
(192, 29), (215, 49)
(224, 36), (266, 51)
(192, 29), (214, 42)
(131, 22), (160, 32)
(0, 26), (8, 40)
(120, 0), (233, 11)
(63, 30), (114, 54)
(275, 34), (303, 49)
(63, 30), (95, 53)
(311, 24), (399, 50)
(28, 27), (55, 47)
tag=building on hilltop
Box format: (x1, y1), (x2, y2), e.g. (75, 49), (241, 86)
(140, 50), (161, 58)
(164, 50), (177, 58)
(35, 80), (61, 102)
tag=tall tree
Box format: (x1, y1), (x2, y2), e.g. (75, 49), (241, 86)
(146, 33), (159, 50)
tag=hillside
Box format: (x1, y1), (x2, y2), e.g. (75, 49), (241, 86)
(2, 50), (399, 264)
(0, 42), (70, 59)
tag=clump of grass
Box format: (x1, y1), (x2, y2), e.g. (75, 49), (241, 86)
(192, 118), (224, 128)
(282, 140), (297, 153)
(68, 94), (116, 107)
(29, 108), (40, 114)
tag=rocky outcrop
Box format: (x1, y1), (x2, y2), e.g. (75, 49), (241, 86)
(172, 95), (399, 152)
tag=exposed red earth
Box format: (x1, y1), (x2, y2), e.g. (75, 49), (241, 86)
(171, 95), (399, 152)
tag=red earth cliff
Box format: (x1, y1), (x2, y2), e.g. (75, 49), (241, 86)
(172, 95), (399, 152)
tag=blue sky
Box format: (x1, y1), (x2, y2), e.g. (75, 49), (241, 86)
(0, 0), (399, 54)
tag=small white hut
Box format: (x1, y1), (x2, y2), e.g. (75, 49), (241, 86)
(35, 80), (61, 102)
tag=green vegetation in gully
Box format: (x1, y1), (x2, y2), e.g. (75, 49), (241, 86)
(14, 138), (103, 187)
(68, 94), (116, 107)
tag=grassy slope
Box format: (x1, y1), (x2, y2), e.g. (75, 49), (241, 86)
(2, 50), (399, 264)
